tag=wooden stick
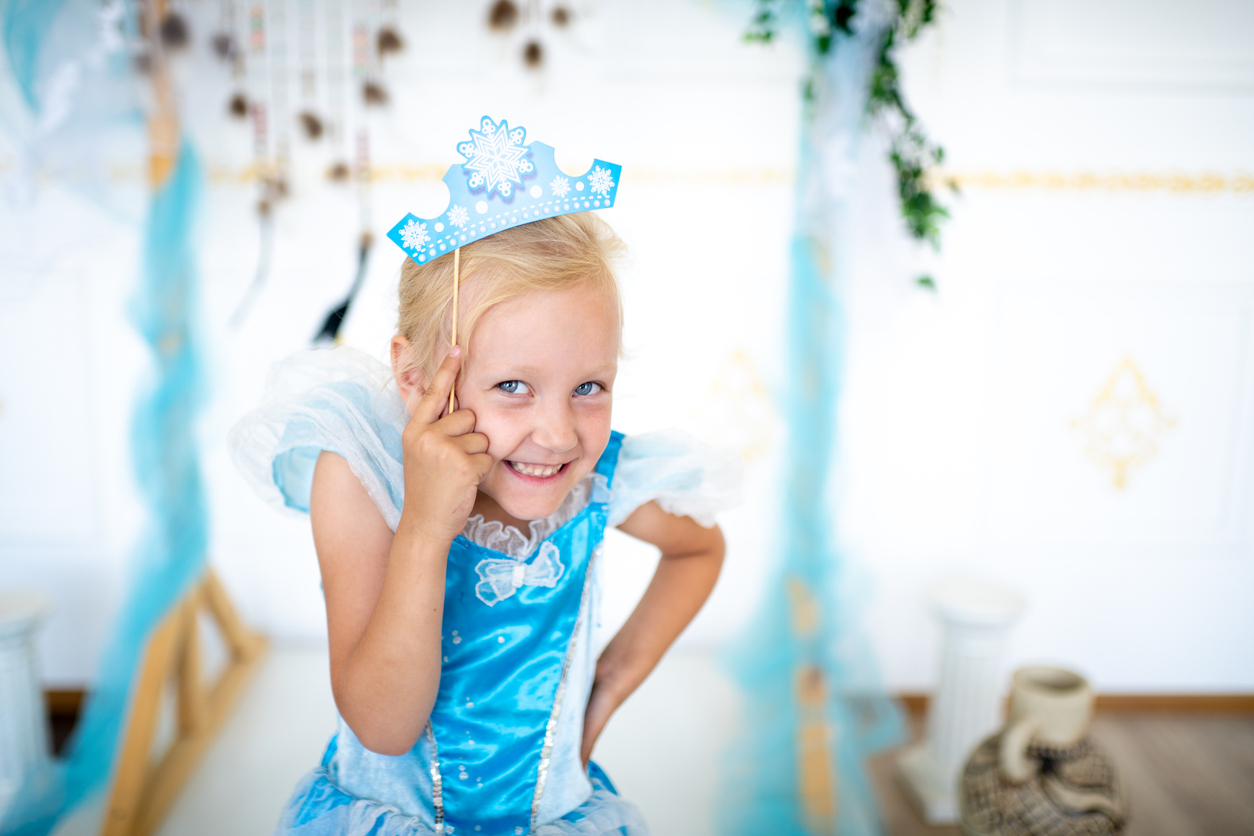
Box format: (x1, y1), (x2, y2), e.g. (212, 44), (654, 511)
(449, 247), (460, 414)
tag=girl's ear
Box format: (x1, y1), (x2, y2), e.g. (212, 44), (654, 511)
(390, 335), (427, 412)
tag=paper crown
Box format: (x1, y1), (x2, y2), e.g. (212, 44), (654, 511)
(387, 116), (622, 264)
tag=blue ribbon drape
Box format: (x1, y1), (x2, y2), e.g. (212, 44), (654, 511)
(1, 140), (206, 836)
(719, 13), (906, 836)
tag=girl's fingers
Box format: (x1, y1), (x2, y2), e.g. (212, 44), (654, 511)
(469, 453), (495, 481)
(414, 348), (462, 424)
(439, 408), (478, 437)
(455, 432), (490, 455)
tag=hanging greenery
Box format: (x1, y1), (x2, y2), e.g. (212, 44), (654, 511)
(749, 0), (955, 272)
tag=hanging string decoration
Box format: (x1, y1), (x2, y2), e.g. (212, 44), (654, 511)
(229, 3), (277, 327)
(484, 0), (574, 71)
(223, 0), (403, 331)
(297, 0), (324, 140)
(325, 0), (350, 179)
(378, 0), (404, 57)
(312, 128), (374, 344)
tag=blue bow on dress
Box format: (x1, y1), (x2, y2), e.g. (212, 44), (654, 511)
(474, 541), (565, 606)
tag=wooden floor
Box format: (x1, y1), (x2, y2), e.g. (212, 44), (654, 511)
(867, 712), (1254, 836)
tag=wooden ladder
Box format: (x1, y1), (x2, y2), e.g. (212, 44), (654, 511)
(101, 571), (267, 836)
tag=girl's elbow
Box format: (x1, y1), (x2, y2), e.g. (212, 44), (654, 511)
(353, 724), (423, 757)
(337, 697), (430, 756)
(704, 523), (726, 564)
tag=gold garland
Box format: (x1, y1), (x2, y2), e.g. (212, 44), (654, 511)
(7, 157), (1252, 193)
(937, 169), (1254, 194)
(204, 164), (798, 185)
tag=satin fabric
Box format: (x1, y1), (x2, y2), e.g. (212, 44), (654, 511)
(303, 433), (623, 836)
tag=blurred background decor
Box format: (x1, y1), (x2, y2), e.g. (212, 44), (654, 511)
(720, 2), (951, 833)
(897, 579), (1024, 824)
(959, 667), (1127, 836)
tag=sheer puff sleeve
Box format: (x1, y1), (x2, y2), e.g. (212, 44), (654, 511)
(607, 430), (742, 528)
(227, 346), (409, 531)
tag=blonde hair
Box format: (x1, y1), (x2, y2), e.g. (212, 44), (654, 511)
(395, 212), (626, 384)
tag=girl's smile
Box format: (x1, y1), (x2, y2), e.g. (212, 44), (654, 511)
(456, 281), (620, 530)
(507, 461), (568, 478)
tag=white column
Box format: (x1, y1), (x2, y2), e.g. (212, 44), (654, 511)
(897, 579), (1024, 824)
(0, 591), (53, 819)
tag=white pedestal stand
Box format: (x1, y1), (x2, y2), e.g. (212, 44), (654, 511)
(0, 591), (53, 820)
(897, 579), (1024, 824)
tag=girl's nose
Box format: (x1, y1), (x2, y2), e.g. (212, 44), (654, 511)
(532, 400), (577, 453)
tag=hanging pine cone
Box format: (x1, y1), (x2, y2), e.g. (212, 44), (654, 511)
(327, 162), (351, 182)
(523, 40), (543, 68)
(211, 32), (237, 61)
(362, 80), (389, 105)
(551, 5), (571, 26)
(488, 0), (518, 31)
(377, 26), (404, 56)
(299, 111), (324, 140)
(159, 12), (190, 49)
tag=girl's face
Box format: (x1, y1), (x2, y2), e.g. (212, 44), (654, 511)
(458, 281), (620, 525)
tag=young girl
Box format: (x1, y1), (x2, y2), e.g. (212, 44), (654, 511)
(230, 198), (739, 833)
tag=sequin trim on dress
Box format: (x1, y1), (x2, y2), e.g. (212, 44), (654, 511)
(529, 544), (600, 831)
(427, 723), (445, 833)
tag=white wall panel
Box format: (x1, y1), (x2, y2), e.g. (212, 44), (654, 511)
(847, 0), (1254, 692)
(1009, 0), (1254, 88)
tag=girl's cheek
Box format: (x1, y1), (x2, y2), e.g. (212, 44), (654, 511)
(478, 413), (526, 460)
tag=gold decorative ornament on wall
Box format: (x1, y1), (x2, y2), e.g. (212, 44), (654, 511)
(1071, 358), (1176, 490)
(686, 349), (781, 463)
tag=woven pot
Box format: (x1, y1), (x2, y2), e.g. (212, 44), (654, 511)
(959, 667), (1127, 836)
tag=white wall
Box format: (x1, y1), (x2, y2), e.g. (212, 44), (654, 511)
(842, 0), (1254, 692)
(2, 0), (1251, 695)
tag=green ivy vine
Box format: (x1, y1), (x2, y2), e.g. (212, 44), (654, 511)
(748, 0), (955, 286)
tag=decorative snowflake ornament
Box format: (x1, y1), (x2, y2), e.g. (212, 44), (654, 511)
(588, 166), (615, 196)
(400, 219), (429, 251)
(457, 116), (535, 198)
(387, 116), (622, 265)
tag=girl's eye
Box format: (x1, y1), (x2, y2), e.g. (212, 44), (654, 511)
(497, 380), (530, 395)
(573, 382), (601, 396)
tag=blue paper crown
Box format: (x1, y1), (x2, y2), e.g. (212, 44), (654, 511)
(387, 116), (622, 264)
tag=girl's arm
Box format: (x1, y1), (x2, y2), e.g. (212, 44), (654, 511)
(310, 349), (491, 756)
(579, 501), (725, 764)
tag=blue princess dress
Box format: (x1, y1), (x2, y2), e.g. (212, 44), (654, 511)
(229, 347), (740, 836)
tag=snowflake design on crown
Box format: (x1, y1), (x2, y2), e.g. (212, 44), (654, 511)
(385, 116), (623, 265)
(400, 219), (429, 251)
(457, 116), (535, 198)
(588, 166), (615, 197)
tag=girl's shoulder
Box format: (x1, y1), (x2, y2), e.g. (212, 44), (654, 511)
(228, 346), (408, 530)
(608, 429), (743, 528)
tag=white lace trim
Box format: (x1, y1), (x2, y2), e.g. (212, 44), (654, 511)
(461, 473), (611, 560)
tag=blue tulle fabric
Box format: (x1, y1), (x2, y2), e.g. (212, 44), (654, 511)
(716, 7), (905, 836)
(229, 347), (738, 835)
(278, 758), (640, 836)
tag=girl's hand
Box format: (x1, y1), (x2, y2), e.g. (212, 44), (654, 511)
(580, 670), (627, 767)
(579, 501), (725, 766)
(399, 348), (493, 544)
